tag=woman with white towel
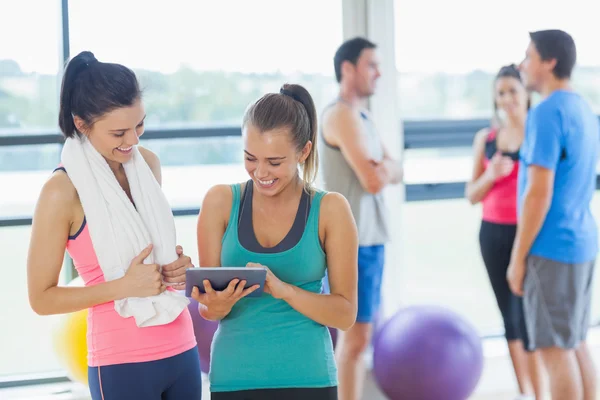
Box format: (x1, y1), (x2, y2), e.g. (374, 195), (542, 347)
(26, 51), (202, 399)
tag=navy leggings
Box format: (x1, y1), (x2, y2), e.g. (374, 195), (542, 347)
(88, 346), (202, 400)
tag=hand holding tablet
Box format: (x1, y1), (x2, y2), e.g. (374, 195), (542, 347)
(185, 266), (267, 298)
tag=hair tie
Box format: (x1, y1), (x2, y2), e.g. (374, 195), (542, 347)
(280, 88), (301, 103)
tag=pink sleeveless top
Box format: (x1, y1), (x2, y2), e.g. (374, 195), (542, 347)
(481, 129), (519, 225)
(66, 210), (196, 367)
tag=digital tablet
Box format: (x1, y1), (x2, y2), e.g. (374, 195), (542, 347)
(185, 267), (267, 298)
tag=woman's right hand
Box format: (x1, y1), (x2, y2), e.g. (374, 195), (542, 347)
(191, 279), (259, 318)
(486, 152), (514, 181)
(120, 244), (166, 298)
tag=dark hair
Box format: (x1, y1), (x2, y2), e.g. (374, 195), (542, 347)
(59, 51), (142, 138)
(333, 37), (376, 83)
(529, 30), (576, 79)
(493, 63), (531, 115)
(242, 83), (318, 190)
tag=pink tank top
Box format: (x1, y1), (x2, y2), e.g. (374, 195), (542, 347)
(66, 214), (197, 367)
(481, 129), (519, 225)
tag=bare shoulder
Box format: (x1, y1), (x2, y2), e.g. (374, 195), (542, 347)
(37, 171), (78, 216)
(320, 192), (355, 224)
(474, 127), (491, 145)
(320, 102), (337, 124)
(469, 127), (490, 154)
(138, 146), (160, 169)
(322, 103), (362, 146)
(324, 102), (359, 126)
(318, 191), (357, 245)
(201, 184), (234, 218)
(138, 146), (162, 183)
(203, 184), (233, 205)
(321, 191), (350, 210)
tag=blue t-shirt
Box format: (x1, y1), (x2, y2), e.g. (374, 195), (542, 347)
(518, 90), (599, 264)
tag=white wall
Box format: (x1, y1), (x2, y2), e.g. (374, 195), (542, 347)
(341, 0), (405, 320)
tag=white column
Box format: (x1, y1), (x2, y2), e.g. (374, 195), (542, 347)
(342, 0), (405, 321)
(342, 0), (368, 38)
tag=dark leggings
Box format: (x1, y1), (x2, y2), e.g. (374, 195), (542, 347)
(88, 346), (202, 400)
(211, 386), (338, 400)
(479, 220), (529, 349)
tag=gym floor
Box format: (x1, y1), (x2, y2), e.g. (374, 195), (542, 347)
(3, 328), (600, 399)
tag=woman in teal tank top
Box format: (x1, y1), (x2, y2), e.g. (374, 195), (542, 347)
(191, 84), (359, 400)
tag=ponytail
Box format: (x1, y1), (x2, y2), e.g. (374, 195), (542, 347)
(58, 51), (141, 138)
(242, 83), (319, 191)
(279, 84), (318, 190)
(59, 51), (97, 138)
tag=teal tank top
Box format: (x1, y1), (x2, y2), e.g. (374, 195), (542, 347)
(209, 183), (337, 392)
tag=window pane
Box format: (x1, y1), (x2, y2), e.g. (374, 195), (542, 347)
(161, 163), (246, 210)
(404, 147), (472, 185)
(400, 186), (600, 336)
(142, 136), (243, 167)
(395, 0), (600, 119)
(173, 216), (199, 267)
(403, 146), (600, 186)
(0, 0), (61, 132)
(0, 226), (65, 377)
(0, 144), (61, 172)
(0, 144), (62, 219)
(146, 140), (248, 210)
(399, 199), (502, 334)
(68, 0), (343, 128)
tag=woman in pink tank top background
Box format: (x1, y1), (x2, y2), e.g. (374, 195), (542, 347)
(26, 51), (202, 399)
(465, 64), (545, 400)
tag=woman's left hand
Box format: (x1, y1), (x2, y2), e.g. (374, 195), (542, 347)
(162, 245), (193, 290)
(247, 262), (294, 300)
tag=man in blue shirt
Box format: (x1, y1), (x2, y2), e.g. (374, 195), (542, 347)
(508, 29), (599, 400)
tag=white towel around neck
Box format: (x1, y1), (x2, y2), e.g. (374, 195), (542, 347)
(61, 135), (189, 327)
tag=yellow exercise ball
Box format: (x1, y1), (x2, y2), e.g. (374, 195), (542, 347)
(53, 277), (88, 385)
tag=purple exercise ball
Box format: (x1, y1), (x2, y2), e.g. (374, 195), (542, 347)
(328, 326), (337, 348)
(372, 305), (483, 400)
(187, 298), (218, 374)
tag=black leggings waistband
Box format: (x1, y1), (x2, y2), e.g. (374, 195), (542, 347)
(212, 386), (338, 400)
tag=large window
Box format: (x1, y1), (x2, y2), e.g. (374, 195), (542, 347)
(69, 0), (343, 130)
(68, 0), (343, 176)
(67, 0), (344, 208)
(0, 1), (65, 378)
(395, 0), (600, 120)
(0, 1), (61, 133)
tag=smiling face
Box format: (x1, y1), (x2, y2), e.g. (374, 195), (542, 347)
(74, 98), (146, 166)
(494, 76), (528, 120)
(243, 123), (311, 197)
